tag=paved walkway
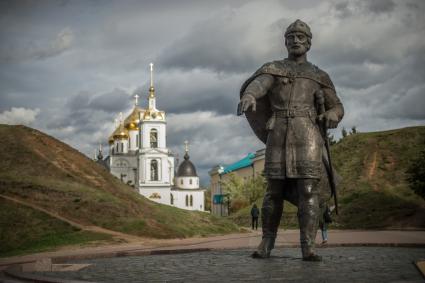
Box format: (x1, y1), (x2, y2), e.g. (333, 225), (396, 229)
(1, 230), (425, 282)
(1, 229), (425, 268)
(32, 247), (425, 282)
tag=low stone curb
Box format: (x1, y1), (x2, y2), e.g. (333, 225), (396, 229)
(3, 265), (95, 283)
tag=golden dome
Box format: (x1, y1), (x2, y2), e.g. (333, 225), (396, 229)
(112, 124), (129, 140)
(124, 106), (145, 130)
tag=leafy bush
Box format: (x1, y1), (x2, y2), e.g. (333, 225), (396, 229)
(406, 150), (425, 199)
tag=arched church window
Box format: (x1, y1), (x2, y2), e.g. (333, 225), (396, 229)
(170, 193), (174, 205)
(151, 160), (158, 181)
(185, 195), (189, 206)
(180, 179), (183, 185)
(120, 143), (124, 153)
(150, 129), (158, 148)
(190, 195), (193, 206)
(136, 134), (139, 147)
(128, 137), (131, 149)
(190, 179), (192, 185)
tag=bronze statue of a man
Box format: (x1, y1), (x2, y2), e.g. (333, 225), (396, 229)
(238, 19), (344, 261)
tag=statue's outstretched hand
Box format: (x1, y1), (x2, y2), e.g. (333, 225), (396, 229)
(317, 111), (339, 129)
(237, 94), (256, 116)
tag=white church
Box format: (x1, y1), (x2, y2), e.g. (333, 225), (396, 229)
(102, 63), (205, 211)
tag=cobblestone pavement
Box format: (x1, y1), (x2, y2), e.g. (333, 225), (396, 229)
(33, 247), (425, 282)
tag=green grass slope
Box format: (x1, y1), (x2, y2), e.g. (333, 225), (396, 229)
(331, 126), (425, 229)
(0, 125), (238, 256)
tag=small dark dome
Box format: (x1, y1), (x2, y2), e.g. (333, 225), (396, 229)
(177, 153), (198, 177)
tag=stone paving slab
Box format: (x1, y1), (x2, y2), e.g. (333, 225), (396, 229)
(31, 247), (425, 283)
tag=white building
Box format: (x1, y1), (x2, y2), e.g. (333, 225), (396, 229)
(172, 141), (205, 211)
(106, 63), (203, 211)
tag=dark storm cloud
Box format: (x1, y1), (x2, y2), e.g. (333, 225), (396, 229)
(89, 89), (132, 112)
(132, 69), (246, 115)
(156, 75), (243, 115)
(157, 18), (258, 73)
(0, 28), (73, 63)
(364, 0), (395, 14)
(333, 0), (395, 18)
(330, 62), (398, 90)
(156, 4), (285, 73)
(66, 89), (132, 113)
(47, 88), (132, 133)
(383, 86), (425, 120)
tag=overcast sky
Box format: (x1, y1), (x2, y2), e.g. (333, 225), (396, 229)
(0, 0), (424, 185)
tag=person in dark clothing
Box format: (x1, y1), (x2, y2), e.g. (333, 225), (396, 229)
(319, 205), (333, 244)
(251, 204), (260, 230)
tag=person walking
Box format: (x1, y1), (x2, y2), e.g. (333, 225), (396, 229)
(251, 204), (260, 230)
(319, 205), (333, 244)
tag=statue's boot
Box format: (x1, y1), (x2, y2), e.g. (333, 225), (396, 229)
(297, 179), (322, 262)
(251, 179), (283, 259)
(251, 237), (275, 258)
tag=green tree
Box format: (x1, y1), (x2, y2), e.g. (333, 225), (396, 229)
(204, 186), (211, 211)
(350, 126), (357, 135)
(406, 150), (425, 199)
(245, 174), (267, 204)
(221, 173), (267, 212)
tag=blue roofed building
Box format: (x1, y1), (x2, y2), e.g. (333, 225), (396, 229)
(209, 148), (265, 216)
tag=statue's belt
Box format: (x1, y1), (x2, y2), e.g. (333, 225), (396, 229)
(273, 109), (317, 118)
(266, 109), (317, 130)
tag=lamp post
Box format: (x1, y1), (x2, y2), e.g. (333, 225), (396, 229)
(218, 166), (224, 216)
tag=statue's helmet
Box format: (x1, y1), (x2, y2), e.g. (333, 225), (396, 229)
(284, 19), (312, 39)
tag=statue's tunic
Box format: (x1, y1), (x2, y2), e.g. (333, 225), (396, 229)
(240, 59), (342, 179)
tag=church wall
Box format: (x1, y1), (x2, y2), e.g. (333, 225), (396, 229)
(110, 154), (138, 186)
(139, 187), (171, 205)
(168, 157), (175, 185)
(172, 190), (205, 211)
(113, 139), (129, 154)
(175, 176), (199, 189)
(128, 130), (139, 151)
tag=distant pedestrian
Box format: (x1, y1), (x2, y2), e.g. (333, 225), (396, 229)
(319, 205), (334, 244)
(251, 204), (260, 230)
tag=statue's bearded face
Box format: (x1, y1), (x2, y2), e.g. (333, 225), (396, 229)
(285, 32), (311, 56)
